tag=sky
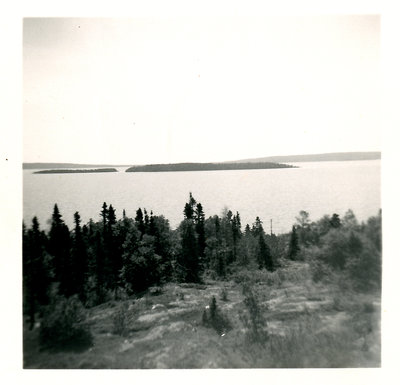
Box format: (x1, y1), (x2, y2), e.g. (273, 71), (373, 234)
(23, 15), (380, 164)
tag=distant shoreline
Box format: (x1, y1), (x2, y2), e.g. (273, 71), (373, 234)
(226, 151), (381, 164)
(34, 168), (118, 174)
(23, 151), (381, 170)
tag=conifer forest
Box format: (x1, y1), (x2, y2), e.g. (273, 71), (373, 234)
(23, 193), (382, 368)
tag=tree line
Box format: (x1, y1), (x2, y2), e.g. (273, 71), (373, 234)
(23, 193), (381, 329)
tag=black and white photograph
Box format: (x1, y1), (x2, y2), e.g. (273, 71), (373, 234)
(3, 1), (400, 380)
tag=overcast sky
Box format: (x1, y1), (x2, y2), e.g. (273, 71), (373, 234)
(23, 16), (380, 164)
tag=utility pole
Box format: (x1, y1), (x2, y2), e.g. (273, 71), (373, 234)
(270, 219), (273, 236)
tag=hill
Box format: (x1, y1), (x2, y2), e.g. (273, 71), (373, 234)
(226, 152), (381, 164)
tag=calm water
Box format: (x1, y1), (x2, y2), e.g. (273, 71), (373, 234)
(23, 160), (381, 234)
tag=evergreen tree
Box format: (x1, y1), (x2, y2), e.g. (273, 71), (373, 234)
(231, 212), (242, 261)
(183, 192), (196, 220)
(23, 217), (51, 329)
(252, 217), (264, 237)
(178, 219), (200, 282)
(108, 204), (116, 227)
(48, 204), (71, 296)
(94, 230), (106, 304)
(135, 208), (145, 236)
(106, 204), (119, 291)
(257, 234), (274, 271)
(288, 225), (300, 260)
(144, 209), (150, 232)
(100, 202), (108, 229)
(330, 213), (341, 229)
(71, 212), (88, 302)
(194, 203), (206, 263)
(149, 210), (156, 236)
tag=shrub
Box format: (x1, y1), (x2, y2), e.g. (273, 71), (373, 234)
(239, 283), (268, 344)
(112, 301), (132, 337)
(149, 286), (163, 296)
(202, 296), (231, 335)
(220, 287), (228, 301)
(310, 259), (332, 283)
(39, 295), (93, 351)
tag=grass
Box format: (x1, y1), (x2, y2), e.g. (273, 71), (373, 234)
(23, 262), (380, 368)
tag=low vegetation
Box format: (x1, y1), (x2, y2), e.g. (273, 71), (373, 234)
(23, 194), (381, 368)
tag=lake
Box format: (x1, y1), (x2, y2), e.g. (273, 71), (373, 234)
(23, 160), (381, 234)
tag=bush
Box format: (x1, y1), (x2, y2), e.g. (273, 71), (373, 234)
(112, 301), (133, 337)
(239, 283), (268, 344)
(310, 259), (333, 283)
(220, 287), (228, 301)
(39, 295), (93, 351)
(202, 296), (231, 335)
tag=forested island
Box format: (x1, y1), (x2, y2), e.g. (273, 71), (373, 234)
(23, 195), (381, 368)
(126, 162), (295, 172)
(34, 168), (118, 174)
(24, 163), (129, 170)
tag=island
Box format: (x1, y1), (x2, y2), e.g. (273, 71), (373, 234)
(34, 168), (118, 174)
(125, 162), (295, 172)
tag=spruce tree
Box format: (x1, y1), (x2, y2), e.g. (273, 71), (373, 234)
(24, 217), (51, 329)
(135, 208), (145, 236)
(194, 203), (206, 263)
(257, 234), (274, 271)
(288, 225), (300, 260)
(108, 204), (116, 227)
(231, 212), (242, 261)
(48, 204), (71, 296)
(184, 192), (196, 220)
(179, 219), (200, 283)
(144, 209), (150, 232)
(71, 212), (88, 302)
(330, 213), (341, 229)
(100, 202), (108, 229)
